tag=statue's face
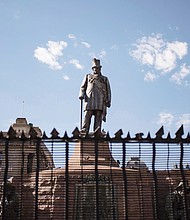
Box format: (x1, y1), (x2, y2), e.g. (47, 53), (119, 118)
(92, 67), (101, 74)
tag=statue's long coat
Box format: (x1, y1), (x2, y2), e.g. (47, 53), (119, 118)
(79, 73), (111, 122)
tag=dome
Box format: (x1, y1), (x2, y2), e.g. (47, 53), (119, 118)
(126, 157), (148, 170)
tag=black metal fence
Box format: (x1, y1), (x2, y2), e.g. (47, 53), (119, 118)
(0, 125), (190, 219)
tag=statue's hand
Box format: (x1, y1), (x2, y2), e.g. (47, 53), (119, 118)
(106, 101), (111, 108)
(79, 96), (84, 100)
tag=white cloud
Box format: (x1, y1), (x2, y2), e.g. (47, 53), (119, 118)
(81, 41), (91, 48)
(176, 114), (190, 128)
(88, 50), (107, 59)
(156, 112), (190, 130)
(34, 41), (67, 70)
(110, 44), (119, 50)
(130, 33), (188, 79)
(170, 63), (190, 85)
(168, 25), (179, 31)
(68, 34), (76, 40)
(48, 41), (67, 56)
(99, 50), (106, 58)
(63, 75), (70, 80)
(167, 41), (188, 59)
(154, 48), (176, 72)
(144, 71), (158, 81)
(141, 52), (154, 65)
(69, 59), (84, 70)
(157, 112), (174, 127)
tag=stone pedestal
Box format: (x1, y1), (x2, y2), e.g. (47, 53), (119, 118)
(20, 139), (155, 220)
(69, 140), (119, 169)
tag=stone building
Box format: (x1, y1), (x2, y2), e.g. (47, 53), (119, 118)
(0, 118), (54, 182)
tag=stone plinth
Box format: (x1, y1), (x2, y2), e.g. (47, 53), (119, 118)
(69, 140), (119, 169)
(19, 139), (155, 219)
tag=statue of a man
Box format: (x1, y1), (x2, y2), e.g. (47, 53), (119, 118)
(79, 58), (111, 133)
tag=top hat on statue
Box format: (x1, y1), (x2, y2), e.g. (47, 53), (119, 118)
(92, 58), (102, 69)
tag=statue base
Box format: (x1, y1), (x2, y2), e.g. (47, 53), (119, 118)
(69, 140), (119, 169)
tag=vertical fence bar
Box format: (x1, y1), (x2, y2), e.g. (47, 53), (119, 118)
(20, 139), (25, 219)
(35, 139), (40, 220)
(79, 139), (84, 219)
(65, 141), (69, 220)
(166, 143), (175, 220)
(50, 141), (54, 219)
(166, 143), (170, 174)
(95, 139), (99, 220)
(80, 139), (84, 219)
(109, 142), (116, 220)
(80, 140), (84, 183)
(1, 139), (9, 219)
(179, 142), (188, 220)
(111, 185), (116, 220)
(122, 142), (128, 220)
(138, 143), (144, 219)
(152, 142), (158, 220)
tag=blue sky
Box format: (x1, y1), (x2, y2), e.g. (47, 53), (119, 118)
(0, 0), (190, 138)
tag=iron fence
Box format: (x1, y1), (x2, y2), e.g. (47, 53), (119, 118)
(0, 125), (190, 219)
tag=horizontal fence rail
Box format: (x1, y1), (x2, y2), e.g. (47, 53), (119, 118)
(0, 125), (190, 219)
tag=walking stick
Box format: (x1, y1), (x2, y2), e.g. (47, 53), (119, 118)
(80, 99), (83, 130)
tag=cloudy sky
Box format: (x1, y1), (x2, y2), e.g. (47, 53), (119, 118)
(0, 0), (190, 138)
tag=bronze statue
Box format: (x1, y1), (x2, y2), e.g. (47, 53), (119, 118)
(79, 58), (111, 133)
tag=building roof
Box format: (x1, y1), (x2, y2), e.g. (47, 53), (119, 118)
(11, 117), (42, 137)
